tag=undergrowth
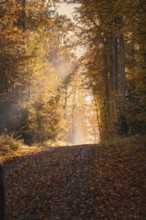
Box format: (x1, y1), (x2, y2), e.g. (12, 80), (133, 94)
(0, 134), (24, 155)
(1, 134), (146, 164)
(0, 134), (38, 163)
(100, 134), (146, 148)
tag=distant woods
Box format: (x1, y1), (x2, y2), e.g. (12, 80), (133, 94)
(0, 0), (146, 144)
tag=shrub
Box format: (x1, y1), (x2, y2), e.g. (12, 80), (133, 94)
(0, 135), (23, 156)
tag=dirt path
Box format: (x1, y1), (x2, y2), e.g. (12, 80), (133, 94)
(4, 144), (146, 220)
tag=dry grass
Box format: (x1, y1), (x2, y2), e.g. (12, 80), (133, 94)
(0, 135), (39, 164)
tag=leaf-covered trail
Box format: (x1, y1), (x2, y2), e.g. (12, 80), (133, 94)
(4, 145), (146, 220)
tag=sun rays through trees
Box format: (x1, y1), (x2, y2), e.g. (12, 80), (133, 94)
(0, 0), (146, 147)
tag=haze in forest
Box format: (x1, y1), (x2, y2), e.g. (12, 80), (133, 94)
(0, 0), (145, 147)
(57, 1), (99, 145)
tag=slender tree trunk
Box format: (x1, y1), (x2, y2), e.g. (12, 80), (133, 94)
(94, 98), (101, 140)
(119, 32), (126, 113)
(113, 35), (118, 92)
(63, 87), (68, 110)
(21, 0), (26, 32)
(17, 0), (26, 31)
(131, 40), (136, 76)
(119, 32), (128, 135)
(112, 34), (118, 127)
(103, 38), (110, 137)
(71, 90), (76, 144)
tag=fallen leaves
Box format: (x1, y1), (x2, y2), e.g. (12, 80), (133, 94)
(92, 144), (146, 220)
(4, 144), (146, 219)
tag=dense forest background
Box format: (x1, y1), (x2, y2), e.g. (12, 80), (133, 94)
(0, 0), (146, 146)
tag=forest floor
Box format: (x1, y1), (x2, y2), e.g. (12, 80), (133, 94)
(4, 143), (146, 220)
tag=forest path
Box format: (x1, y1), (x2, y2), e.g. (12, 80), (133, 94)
(4, 144), (146, 220)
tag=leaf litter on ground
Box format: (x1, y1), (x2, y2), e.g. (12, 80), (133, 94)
(4, 143), (146, 220)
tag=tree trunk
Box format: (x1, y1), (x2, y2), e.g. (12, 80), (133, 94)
(112, 34), (118, 128)
(113, 35), (118, 92)
(94, 98), (101, 140)
(119, 33), (126, 113)
(17, 0), (26, 32)
(103, 39), (110, 137)
(119, 32), (128, 135)
(21, 0), (26, 32)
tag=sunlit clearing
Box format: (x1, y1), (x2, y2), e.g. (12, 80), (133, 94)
(57, 2), (99, 145)
(63, 73), (100, 146)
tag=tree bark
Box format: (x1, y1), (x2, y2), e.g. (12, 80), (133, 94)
(113, 35), (118, 92)
(119, 31), (128, 135)
(103, 38), (110, 136)
(112, 34), (118, 126)
(119, 32), (126, 114)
